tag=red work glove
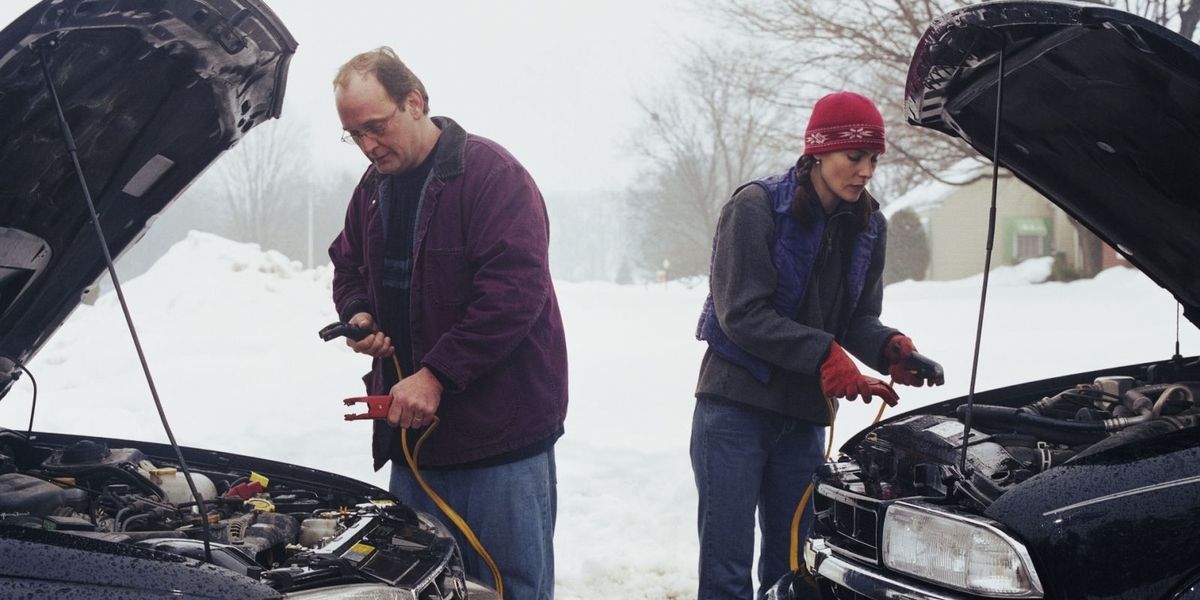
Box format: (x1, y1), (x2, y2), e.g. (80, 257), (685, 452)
(884, 334), (923, 387)
(820, 342), (899, 406)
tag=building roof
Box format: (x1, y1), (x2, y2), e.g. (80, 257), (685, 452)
(881, 158), (992, 219)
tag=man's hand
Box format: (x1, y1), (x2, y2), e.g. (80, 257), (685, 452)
(346, 312), (393, 358)
(387, 367), (444, 429)
(820, 341), (900, 406)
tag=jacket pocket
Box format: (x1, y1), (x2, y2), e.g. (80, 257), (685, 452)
(424, 248), (471, 306)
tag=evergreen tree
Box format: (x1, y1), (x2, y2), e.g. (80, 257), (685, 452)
(883, 208), (930, 285)
(614, 260), (634, 285)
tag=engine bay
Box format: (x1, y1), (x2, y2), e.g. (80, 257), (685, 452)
(831, 366), (1200, 508)
(0, 430), (469, 596)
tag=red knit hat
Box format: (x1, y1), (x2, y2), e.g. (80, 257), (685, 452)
(803, 91), (886, 156)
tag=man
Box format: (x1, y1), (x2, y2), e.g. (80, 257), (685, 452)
(328, 47), (568, 599)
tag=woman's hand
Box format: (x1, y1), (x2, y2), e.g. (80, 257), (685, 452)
(820, 342), (899, 406)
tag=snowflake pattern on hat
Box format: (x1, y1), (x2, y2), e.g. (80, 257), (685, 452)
(802, 91), (887, 155)
(842, 127), (874, 140)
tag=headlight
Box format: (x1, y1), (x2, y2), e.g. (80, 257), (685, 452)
(284, 584), (416, 599)
(881, 502), (1043, 598)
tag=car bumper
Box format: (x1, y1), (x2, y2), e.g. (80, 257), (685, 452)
(802, 537), (968, 600)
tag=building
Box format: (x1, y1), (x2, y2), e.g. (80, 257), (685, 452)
(884, 163), (1128, 281)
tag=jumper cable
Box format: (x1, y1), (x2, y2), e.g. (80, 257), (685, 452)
(323, 322), (506, 597)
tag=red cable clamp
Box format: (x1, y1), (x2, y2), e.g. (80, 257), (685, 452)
(224, 481), (265, 500)
(343, 395), (391, 421)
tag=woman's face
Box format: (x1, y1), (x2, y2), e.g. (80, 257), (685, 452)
(811, 149), (881, 207)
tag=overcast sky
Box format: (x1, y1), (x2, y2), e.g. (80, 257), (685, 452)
(1, 0), (714, 194)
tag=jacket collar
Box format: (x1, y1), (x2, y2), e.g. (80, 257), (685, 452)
(428, 116), (467, 180)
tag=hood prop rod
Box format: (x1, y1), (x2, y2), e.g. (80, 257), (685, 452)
(959, 36), (1008, 479)
(36, 39), (214, 564)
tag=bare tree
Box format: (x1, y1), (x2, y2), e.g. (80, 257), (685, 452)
(1108, 0), (1200, 36)
(710, 0), (996, 200)
(212, 119), (311, 247)
(628, 44), (795, 277)
(711, 0), (1197, 276)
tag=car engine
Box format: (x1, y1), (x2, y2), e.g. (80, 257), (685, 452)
(0, 431), (475, 598)
(831, 373), (1200, 509)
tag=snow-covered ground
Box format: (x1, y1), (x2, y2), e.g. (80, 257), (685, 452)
(1, 232), (1196, 599)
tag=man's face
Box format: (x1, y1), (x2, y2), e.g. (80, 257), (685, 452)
(335, 73), (423, 175)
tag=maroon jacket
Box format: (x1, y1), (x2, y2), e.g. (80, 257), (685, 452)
(329, 117), (568, 469)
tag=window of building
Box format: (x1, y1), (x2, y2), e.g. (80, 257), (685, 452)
(1015, 234), (1044, 261)
(1008, 217), (1049, 263)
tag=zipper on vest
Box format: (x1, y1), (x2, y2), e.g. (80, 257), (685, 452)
(815, 210), (854, 331)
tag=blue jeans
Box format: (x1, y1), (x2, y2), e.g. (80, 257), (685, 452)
(691, 397), (826, 600)
(389, 448), (557, 600)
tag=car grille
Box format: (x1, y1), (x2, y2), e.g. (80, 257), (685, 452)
(812, 484), (880, 563)
(826, 585), (870, 600)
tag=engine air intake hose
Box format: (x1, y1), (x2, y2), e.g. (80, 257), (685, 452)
(959, 405), (1101, 429)
(1068, 415), (1200, 462)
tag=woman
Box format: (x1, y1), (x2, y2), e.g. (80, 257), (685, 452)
(691, 91), (938, 599)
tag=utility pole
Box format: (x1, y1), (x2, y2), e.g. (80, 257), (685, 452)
(306, 193), (314, 269)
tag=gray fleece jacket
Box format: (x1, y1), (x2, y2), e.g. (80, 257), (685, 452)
(694, 184), (899, 424)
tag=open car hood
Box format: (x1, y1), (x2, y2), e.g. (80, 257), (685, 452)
(906, 0), (1200, 327)
(0, 0), (296, 381)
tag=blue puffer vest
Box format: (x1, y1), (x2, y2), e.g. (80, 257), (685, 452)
(696, 166), (883, 384)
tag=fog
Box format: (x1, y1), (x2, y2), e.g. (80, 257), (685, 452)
(0, 1), (724, 286)
(0, 0), (710, 194)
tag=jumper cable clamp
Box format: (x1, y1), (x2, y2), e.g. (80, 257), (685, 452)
(343, 395), (392, 421)
(318, 321), (374, 343)
(901, 351), (945, 386)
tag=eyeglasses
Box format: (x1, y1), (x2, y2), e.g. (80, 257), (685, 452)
(340, 106), (399, 144)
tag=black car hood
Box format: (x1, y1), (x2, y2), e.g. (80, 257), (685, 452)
(906, 1), (1200, 327)
(0, 0), (295, 381)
